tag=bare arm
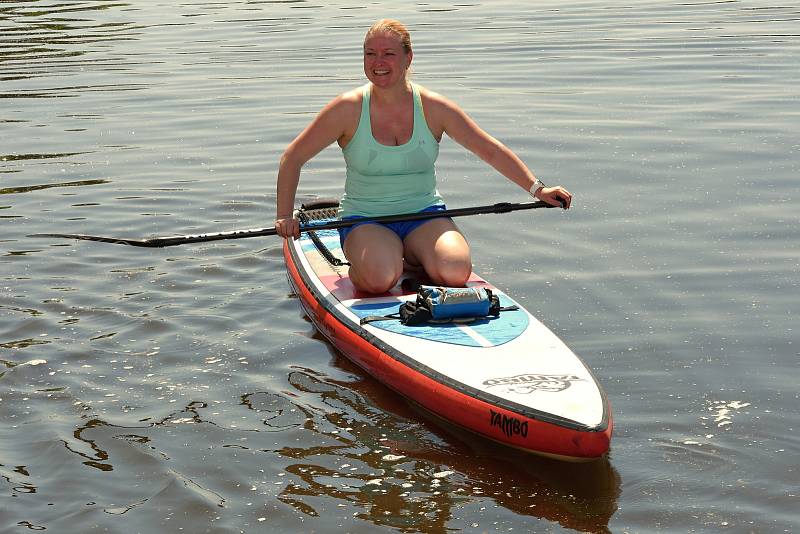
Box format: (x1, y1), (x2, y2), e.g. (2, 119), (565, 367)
(429, 91), (571, 208)
(275, 93), (357, 237)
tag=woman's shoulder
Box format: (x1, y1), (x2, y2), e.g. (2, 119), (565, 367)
(328, 85), (365, 110)
(416, 84), (463, 126)
(417, 84), (461, 112)
(312, 86), (366, 145)
(316, 86), (364, 125)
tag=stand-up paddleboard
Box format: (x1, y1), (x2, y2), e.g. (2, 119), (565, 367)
(283, 200), (612, 461)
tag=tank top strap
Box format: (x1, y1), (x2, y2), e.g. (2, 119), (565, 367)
(410, 82), (438, 145)
(358, 84), (371, 135)
(411, 83), (424, 127)
(361, 84), (371, 114)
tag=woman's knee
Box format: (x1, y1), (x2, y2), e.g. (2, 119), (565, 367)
(351, 263), (402, 293)
(430, 255), (472, 287)
(344, 225), (404, 293)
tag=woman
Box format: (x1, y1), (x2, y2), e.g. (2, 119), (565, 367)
(276, 19), (571, 294)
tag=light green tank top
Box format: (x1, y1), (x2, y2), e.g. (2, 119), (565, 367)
(340, 83), (442, 217)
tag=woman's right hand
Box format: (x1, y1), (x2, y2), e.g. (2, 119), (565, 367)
(535, 186), (572, 209)
(275, 215), (300, 239)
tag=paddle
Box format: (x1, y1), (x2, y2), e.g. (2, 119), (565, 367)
(30, 200), (560, 248)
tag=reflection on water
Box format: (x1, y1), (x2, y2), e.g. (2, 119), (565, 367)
(275, 356), (620, 533)
(2, 361), (618, 531)
(0, 178), (109, 195)
(0, 2), (138, 79)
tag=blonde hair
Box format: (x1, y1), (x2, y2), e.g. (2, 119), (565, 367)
(364, 19), (412, 54)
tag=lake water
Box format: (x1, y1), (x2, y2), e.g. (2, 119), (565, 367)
(1, 1), (797, 532)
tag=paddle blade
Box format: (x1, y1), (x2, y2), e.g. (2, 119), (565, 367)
(29, 226), (280, 248)
(28, 233), (156, 247)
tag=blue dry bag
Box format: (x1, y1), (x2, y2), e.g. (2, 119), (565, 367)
(398, 286), (505, 325)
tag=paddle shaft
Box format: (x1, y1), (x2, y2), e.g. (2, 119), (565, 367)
(31, 200), (557, 248)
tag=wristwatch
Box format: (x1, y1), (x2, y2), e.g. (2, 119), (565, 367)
(529, 178), (545, 198)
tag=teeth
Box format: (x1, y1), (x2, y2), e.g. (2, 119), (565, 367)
(374, 70), (389, 75)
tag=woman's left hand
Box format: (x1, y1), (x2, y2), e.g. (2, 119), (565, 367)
(536, 186), (572, 209)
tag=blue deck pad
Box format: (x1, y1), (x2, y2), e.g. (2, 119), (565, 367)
(299, 229), (342, 253)
(349, 293), (529, 347)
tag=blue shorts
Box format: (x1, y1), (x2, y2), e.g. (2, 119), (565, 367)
(338, 204), (448, 248)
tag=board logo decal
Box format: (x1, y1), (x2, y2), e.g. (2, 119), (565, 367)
(490, 410), (528, 438)
(483, 373), (583, 394)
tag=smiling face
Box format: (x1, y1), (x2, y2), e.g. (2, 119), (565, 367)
(363, 31), (412, 88)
